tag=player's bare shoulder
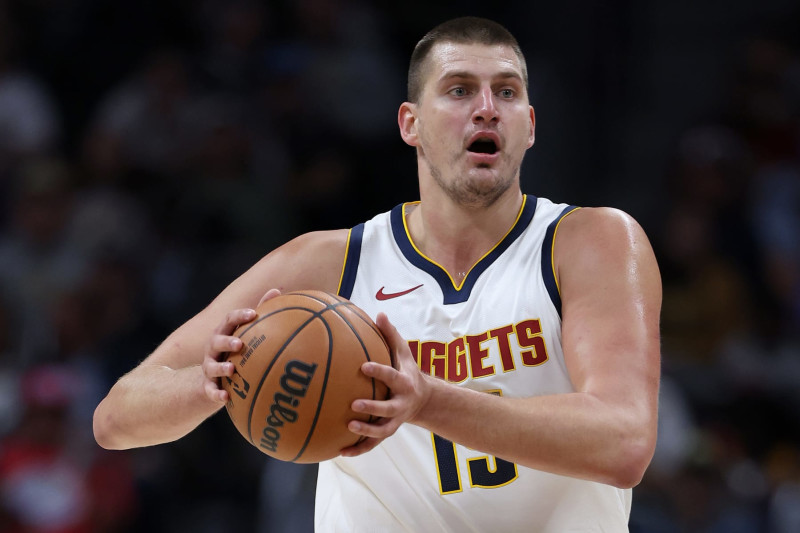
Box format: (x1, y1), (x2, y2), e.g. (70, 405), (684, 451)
(252, 229), (351, 294)
(553, 207), (661, 307)
(554, 207), (652, 267)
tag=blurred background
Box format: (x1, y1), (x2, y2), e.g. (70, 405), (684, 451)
(0, 0), (798, 531)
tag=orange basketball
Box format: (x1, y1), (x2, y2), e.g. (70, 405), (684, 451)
(221, 290), (392, 463)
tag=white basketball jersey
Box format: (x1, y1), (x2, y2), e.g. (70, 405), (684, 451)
(315, 195), (632, 532)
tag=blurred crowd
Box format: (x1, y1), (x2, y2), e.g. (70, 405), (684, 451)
(0, 1), (797, 532)
(632, 32), (800, 532)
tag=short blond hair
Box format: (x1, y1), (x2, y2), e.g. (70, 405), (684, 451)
(407, 17), (528, 103)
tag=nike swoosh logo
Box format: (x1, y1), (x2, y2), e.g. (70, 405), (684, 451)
(376, 284), (424, 301)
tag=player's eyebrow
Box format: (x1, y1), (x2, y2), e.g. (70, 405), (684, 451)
(438, 69), (523, 84)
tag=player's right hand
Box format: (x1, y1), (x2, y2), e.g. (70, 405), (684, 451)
(201, 289), (282, 403)
(202, 308), (255, 403)
(342, 312), (432, 456)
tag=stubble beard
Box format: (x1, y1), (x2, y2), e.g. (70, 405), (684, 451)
(428, 153), (518, 209)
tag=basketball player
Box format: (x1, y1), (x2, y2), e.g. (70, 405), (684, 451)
(94, 17), (661, 532)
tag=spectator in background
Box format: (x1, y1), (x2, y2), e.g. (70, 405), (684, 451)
(195, 0), (273, 92)
(657, 126), (756, 397)
(0, 6), (60, 177)
(0, 158), (86, 367)
(261, 0), (405, 231)
(738, 37), (800, 340)
(83, 48), (198, 182)
(752, 163), (800, 336)
(0, 1), (796, 531)
(0, 295), (20, 440)
(0, 364), (137, 533)
(640, 29), (800, 532)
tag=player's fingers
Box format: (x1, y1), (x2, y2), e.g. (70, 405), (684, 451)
(375, 313), (413, 366)
(360, 360), (401, 387)
(351, 397), (402, 418)
(257, 288), (282, 307)
(214, 308), (257, 335)
(203, 333), (238, 375)
(347, 416), (400, 440)
(209, 333), (243, 358)
(203, 356), (235, 379)
(204, 378), (228, 403)
(339, 436), (383, 457)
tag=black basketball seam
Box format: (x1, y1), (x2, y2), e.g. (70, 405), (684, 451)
(341, 306), (394, 446)
(233, 304), (313, 339)
(295, 290), (348, 304)
(284, 292), (382, 456)
(290, 312), (334, 462)
(326, 302), (392, 430)
(297, 290), (389, 394)
(339, 306), (393, 374)
(280, 292), (353, 461)
(340, 306), (392, 364)
(329, 306), (382, 448)
(243, 307), (319, 446)
(237, 291), (382, 459)
(293, 290), (388, 365)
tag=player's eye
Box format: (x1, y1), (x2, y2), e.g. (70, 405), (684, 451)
(499, 88), (515, 98)
(450, 87), (467, 97)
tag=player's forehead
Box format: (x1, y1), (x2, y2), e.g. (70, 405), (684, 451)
(424, 41), (524, 85)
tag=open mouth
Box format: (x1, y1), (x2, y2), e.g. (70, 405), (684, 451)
(467, 138), (498, 155)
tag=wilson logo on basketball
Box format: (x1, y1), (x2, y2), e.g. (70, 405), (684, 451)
(259, 359), (318, 453)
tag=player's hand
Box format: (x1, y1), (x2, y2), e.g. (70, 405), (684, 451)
(341, 312), (431, 457)
(201, 289), (281, 403)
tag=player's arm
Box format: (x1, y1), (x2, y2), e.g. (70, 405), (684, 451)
(93, 229), (348, 450)
(347, 208), (661, 488)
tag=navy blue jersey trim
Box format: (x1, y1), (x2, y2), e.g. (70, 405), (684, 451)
(541, 205), (580, 318)
(338, 223), (364, 300)
(391, 195), (538, 305)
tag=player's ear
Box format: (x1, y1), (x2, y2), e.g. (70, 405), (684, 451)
(398, 102), (419, 147)
(527, 105), (536, 148)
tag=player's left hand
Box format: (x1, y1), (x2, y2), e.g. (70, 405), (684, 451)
(340, 312), (431, 457)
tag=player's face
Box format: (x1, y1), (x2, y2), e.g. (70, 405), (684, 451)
(400, 42), (535, 208)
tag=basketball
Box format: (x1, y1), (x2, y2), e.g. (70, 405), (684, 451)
(221, 290), (392, 463)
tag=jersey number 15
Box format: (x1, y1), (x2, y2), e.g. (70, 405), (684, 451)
(431, 390), (518, 494)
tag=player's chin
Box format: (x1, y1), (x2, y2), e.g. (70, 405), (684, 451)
(455, 175), (513, 208)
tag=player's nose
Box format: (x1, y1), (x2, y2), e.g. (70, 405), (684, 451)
(472, 87), (498, 123)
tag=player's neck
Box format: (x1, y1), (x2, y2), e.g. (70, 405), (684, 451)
(406, 190), (524, 280)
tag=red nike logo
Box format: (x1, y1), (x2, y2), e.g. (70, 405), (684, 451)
(376, 284), (424, 301)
